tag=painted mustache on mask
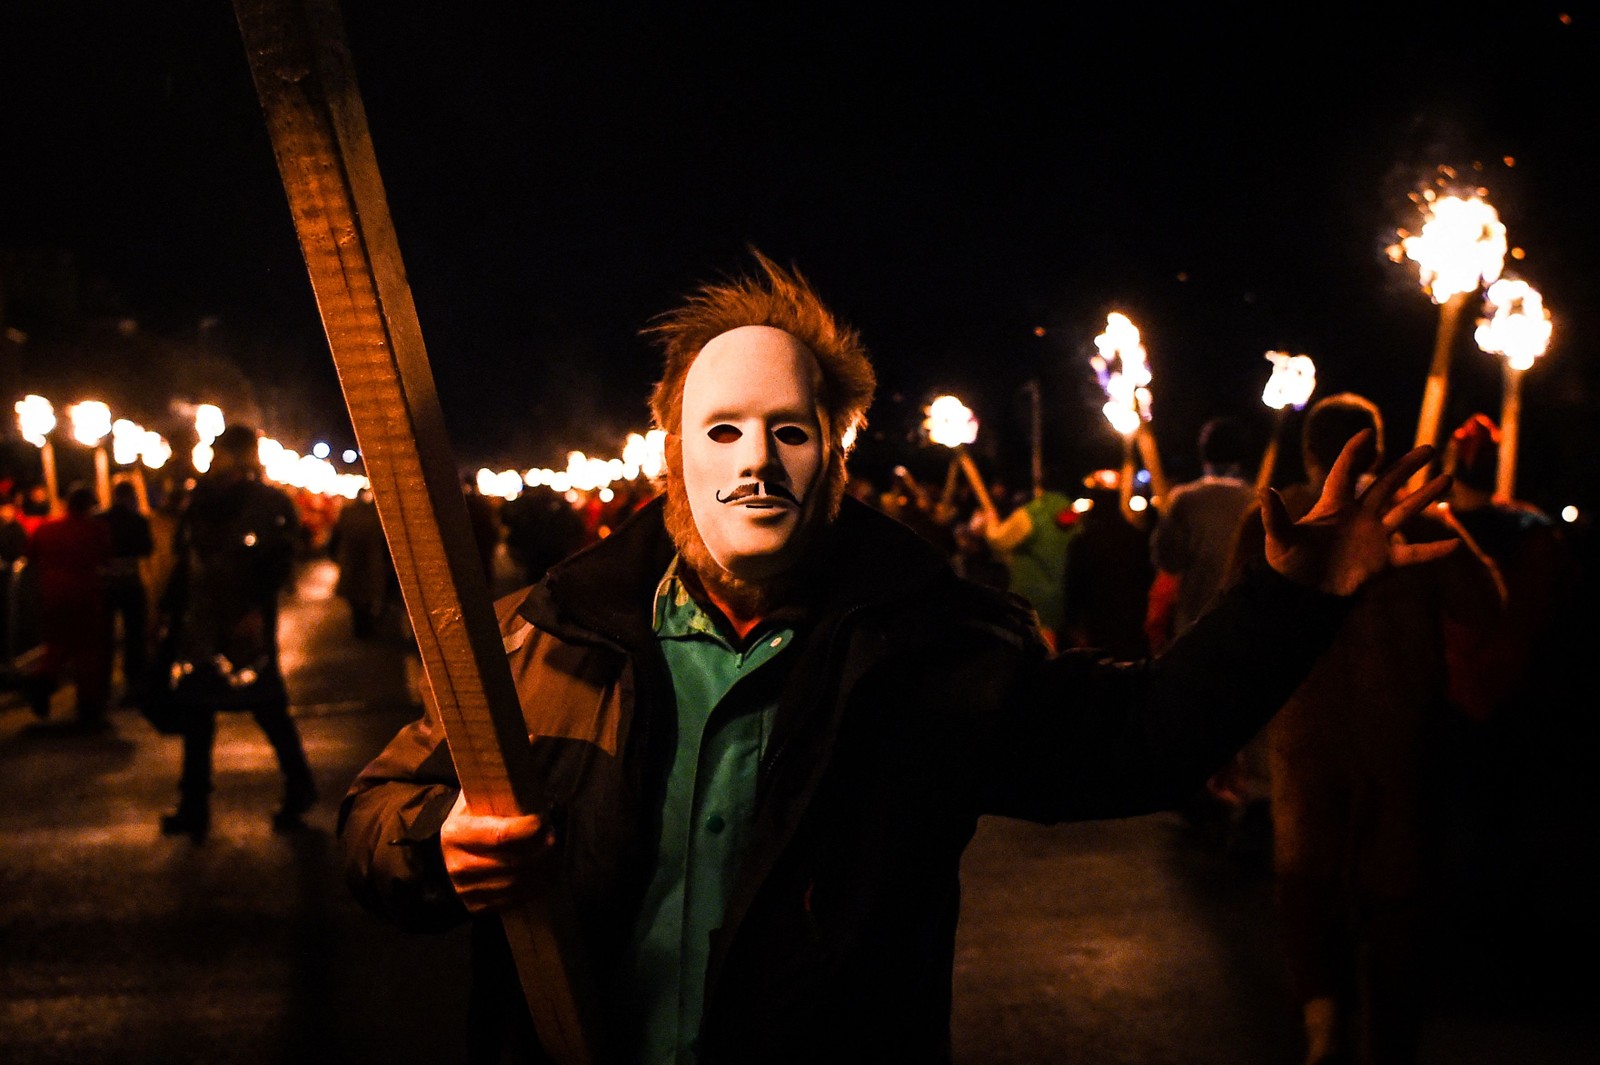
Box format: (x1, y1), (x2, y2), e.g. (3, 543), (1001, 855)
(715, 481), (801, 506)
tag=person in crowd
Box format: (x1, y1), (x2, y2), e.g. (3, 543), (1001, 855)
(21, 484), (114, 727)
(1222, 392), (1502, 1065)
(967, 459), (1077, 650)
(1147, 415), (1258, 653)
(155, 424), (316, 842)
(1, 490), (30, 670)
(339, 253), (1456, 1065)
(330, 485), (394, 639)
(99, 479), (155, 704)
(1147, 415), (1268, 846)
(462, 475), (503, 583)
(1431, 412), (1584, 945)
(1059, 474), (1153, 660)
(500, 482), (588, 588)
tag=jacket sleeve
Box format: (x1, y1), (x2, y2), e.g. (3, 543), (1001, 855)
(337, 696), (469, 933)
(981, 564), (1350, 821)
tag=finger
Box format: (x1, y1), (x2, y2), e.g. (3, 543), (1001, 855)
(1391, 537), (1459, 568)
(1323, 428), (1374, 503)
(1381, 473), (1453, 530)
(1257, 488), (1289, 542)
(1361, 445), (1435, 513)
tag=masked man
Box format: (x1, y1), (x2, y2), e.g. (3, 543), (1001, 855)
(339, 253), (1456, 1065)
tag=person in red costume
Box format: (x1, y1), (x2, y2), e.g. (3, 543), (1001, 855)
(23, 484), (114, 728)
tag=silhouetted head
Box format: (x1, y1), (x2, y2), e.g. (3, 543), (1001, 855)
(1197, 416), (1249, 474)
(1445, 413), (1499, 494)
(1301, 393), (1382, 482)
(66, 484), (98, 516)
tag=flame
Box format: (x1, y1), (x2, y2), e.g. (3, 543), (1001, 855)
(15, 394), (55, 447)
(924, 395), (979, 448)
(1091, 312), (1152, 437)
(68, 400), (113, 446)
(1393, 194), (1507, 303)
(194, 403), (225, 445)
(1474, 278), (1552, 371)
(1262, 351), (1317, 411)
(111, 419), (145, 465)
(141, 432), (172, 470)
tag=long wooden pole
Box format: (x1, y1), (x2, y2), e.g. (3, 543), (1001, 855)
(1410, 289), (1472, 491)
(1497, 361), (1523, 502)
(231, 3), (601, 1062)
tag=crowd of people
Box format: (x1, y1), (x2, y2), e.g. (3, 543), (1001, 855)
(1, 324), (1588, 1065)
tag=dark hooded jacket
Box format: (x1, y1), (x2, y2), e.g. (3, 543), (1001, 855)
(340, 494), (1347, 1064)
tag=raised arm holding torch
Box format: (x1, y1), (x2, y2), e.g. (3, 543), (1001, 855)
(927, 393), (998, 523)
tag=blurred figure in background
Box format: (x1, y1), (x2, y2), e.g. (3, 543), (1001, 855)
(330, 486), (393, 639)
(1147, 415), (1258, 653)
(22, 484), (114, 728)
(1433, 413), (1585, 954)
(1148, 416), (1268, 848)
(500, 483), (587, 587)
(969, 460), (1077, 650)
(1223, 393), (1503, 1065)
(100, 479), (154, 705)
(156, 424), (316, 842)
(1060, 474), (1152, 660)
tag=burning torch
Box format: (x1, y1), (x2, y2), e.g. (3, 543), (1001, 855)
(926, 394), (998, 525)
(1256, 351), (1317, 490)
(14, 394), (60, 515)
(1390, 189), (1507, 478)
(67, 400), (114, 509)
(1091, 311), (1167, 515)
(1473, 277), (1552, 501)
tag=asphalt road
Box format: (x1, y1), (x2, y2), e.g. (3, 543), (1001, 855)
(2, 554), (1596, 1064)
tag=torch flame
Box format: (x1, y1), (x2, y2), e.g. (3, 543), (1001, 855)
(15, 394), (55, 447)
(1393, 194), (1507, 304)
(68, 401), (113, 446)
(1262, 351), (1317, 411)
(1474, 278), (1551, 372)
(924, 395), (978, 448)
(194, 403), (225, 445)
(1091, 312), (1152, 437)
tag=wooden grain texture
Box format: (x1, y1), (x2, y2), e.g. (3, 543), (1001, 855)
(231, 2), (602, 1060)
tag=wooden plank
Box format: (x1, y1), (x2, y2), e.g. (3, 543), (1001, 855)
(231, 3), (601, 1061)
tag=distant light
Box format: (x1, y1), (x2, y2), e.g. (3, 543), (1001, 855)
(1136, 469), (1151, 485)
(342, 449), (358, 464)
(1129, 495), (1149, 512)
(1561, 506), (1579, 524)
(312, 441), (331, 460)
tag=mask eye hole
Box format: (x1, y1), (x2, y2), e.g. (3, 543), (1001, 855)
(773, 425), (810, 446)
(707, 424), (741, 443)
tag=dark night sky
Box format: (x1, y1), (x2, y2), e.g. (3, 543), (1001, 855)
(4, 2), (1598, 509)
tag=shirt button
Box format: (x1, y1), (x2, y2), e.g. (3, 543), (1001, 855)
(705, 813), (726, 834)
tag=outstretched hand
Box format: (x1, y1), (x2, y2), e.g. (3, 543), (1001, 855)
(1262, 428), (1458, 597)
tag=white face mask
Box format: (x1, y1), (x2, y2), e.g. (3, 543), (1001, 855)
(680, 325), (825, 581)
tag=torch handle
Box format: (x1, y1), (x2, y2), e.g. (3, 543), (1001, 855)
(1411, 290), (1472, 491)
(1497, 362), (1522, 502)
(956, 448), (1000, 526)
(232, 2), (602, 1061)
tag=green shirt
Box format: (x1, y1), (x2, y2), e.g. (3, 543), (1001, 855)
(620, 560), (796, 1064)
